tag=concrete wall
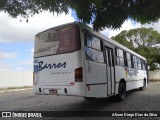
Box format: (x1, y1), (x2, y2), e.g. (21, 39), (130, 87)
(149, 69), (160, 81)
(0, 69), (159, 88)
(0, 71), (32, 88)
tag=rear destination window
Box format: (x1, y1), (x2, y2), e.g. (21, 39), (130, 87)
(34, 24), (80, 57)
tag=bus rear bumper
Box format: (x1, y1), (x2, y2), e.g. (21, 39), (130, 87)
(33, 85), (85, 97)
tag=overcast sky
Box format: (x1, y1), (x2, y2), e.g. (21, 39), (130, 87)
(0, 10), (160, 71)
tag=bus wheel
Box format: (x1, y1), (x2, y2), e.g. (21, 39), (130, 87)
(117, 82), (126, 101)
(139, 80), (146, 91)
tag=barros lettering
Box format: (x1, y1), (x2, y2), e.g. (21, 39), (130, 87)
(39, 61), (66, 71)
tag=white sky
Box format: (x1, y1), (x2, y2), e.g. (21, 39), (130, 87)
(0, 11), (75, 42)
(0, 10), (160, 71)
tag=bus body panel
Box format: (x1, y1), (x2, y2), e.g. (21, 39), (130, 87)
(33, 82), (86, 96)
(34, 50), (82, 86)
(84, 60), (108, 98)
(85, 84), (107, 97)
(33, 50), (86, 96)
(115, 66), (147, 91)
(85, 60), (107, 84)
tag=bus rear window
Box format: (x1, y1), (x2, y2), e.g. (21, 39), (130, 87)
(34, 24), (80, 57)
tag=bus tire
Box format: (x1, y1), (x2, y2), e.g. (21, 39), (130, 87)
(117, 82), (126, 101)
(139, 79), (146, 91)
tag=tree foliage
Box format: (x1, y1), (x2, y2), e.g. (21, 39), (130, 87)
(111, 28), (160, 70)
(1, 0), (160, 30)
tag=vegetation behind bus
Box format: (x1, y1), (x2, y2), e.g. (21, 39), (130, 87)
(111, 28), (160, 70)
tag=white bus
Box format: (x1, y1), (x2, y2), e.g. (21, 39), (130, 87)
(33, 22), (148, 100)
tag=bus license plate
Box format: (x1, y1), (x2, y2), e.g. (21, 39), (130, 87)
(49, 89), (57, 94)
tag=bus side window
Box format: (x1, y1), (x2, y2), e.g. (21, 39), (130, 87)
(92, 36), (101, 51)
(85, 33), (92, 47)
(84, 33), (104, 63)
(116, 48), (124, 66)
(126, 53), (132, 68)
(131, 55), (137, 69)
(85, 33), (101, 51)
(137, 57), (141, 70)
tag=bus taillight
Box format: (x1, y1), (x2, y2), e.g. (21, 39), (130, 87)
(75, 67), (83, 82)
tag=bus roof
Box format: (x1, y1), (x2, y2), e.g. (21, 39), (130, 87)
(36, 21), (146, 60)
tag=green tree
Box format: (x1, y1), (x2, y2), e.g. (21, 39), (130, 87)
(111, 28), (160, 70)
(1, 0), (160, 30)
